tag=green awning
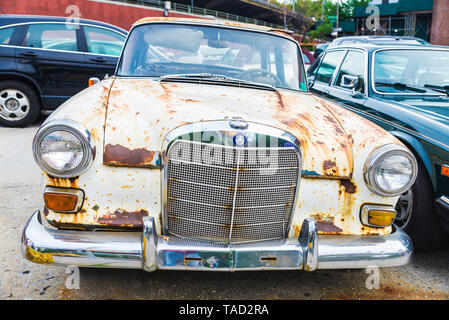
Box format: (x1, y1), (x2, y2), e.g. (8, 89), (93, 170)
(354, 0), (433, 18)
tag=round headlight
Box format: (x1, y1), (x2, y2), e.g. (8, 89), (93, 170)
(33, 120), (95, 178)
(364, 144), (417, 196)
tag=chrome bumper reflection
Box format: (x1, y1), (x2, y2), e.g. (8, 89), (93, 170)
(22, 211), (413, 271)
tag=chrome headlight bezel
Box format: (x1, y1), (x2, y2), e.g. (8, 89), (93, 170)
(364, 144), (418, 197)
(32, 119), (96, 178)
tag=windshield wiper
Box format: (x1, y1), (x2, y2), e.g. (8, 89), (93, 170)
(159, 73), (276, 91)
(423, 84), (449, 96)
(375, 82), (428, 93)
(160, 73), (229, 80)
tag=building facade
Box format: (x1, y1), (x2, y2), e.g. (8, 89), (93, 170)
(353, 0), (449, 45)
(354, 0), (434, 42)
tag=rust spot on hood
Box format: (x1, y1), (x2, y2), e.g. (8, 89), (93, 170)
(103, 144), (158, 168)
(97, 209), (149, 228)
(104, 79), (355, 177)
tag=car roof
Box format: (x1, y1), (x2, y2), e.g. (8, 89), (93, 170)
(0, 14), (128, 34)
(329, 35), (428, 47)
(326, 43), (449, 52)
(332, 35), (427, 42)
(132, 17), (291, 35)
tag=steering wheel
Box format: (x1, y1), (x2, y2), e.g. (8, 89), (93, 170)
(237, 68), (283, 87)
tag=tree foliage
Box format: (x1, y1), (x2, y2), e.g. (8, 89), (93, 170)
(279, 0), (370, 39)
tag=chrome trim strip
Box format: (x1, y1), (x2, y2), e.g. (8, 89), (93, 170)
(169, 196), (292, 210)
(142, 216), (157, 272)
(22, 211), (142, 269)
(317, 226), (413, 269)
(170, 158), (298, 171)
(168, 214), (287, 228)
(22, 211), (414, 271)
(228, 149), (242, 244)
(440, 196), (449, 206)
(169, 177), (295, 191)
(163, 121), (301, 149)
(299, 218), (318, 271)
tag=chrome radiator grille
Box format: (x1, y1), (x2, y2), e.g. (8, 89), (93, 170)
(166, 140), (300, 243)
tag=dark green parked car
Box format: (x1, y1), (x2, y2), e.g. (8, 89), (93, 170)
(307, 44), (449, 251)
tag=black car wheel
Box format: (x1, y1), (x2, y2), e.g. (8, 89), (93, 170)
(0, 81), (40, 127)
(395, 160), (448, 251)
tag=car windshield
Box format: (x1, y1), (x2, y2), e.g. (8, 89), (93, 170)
(373, 49), (449, 94)
(117, 23), (306, 91)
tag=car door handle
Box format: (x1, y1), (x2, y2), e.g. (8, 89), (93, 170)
(19, 51), (38, 57)
(89, 57), (106, 63)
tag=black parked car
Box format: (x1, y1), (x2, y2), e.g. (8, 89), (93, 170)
(0, 15), (127, 126)
(307, 43), (449, 251)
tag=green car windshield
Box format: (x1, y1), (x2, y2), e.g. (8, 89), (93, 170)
(374, 49), (449, 94)
(117, 23), (307, 91)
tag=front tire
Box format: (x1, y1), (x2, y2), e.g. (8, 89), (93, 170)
(395, 160), (448, 251)
(0, 81), (40, 127)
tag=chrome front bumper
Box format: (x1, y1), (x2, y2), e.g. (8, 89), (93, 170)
(22, 211), (413, 271)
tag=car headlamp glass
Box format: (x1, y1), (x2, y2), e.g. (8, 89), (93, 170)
(33, 120), (95, 178)
(365, 145), (417, 196)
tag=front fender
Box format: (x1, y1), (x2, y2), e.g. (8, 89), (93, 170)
(390, 130), (436, 191)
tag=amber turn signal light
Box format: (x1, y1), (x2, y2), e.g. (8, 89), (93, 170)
(44, 193), (78, 212)
(88, 77), (100, 87)
(43, 187), (84, 213)
(367, 210), (396, 227)
(361, 204), (397, 228)
(442, 165), (449, 178)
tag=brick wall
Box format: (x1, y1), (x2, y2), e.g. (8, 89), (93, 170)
(431, 0), (449, 45)
(0, 0), (200, 31)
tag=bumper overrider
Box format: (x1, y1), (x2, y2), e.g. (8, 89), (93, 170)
(22, 211), (413, 271)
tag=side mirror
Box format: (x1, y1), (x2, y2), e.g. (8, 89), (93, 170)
(340, 74), (359, 89)
(307, 75), (315, 88)
(88, 77), (100, 87)
(340, 75), (363, 98)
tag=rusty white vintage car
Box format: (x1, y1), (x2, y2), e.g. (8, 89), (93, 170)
(22, 17), (416, 272)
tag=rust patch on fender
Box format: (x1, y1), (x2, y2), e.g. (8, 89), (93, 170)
(104, 144), (161, 168)
(311, 214), (343, 234)
(323, 160), (338, 176)
(46, 175), (79, 188)
(339, 179), (357, 194)
(25, 247), (54, 264)
(97, 209), (149, 228)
